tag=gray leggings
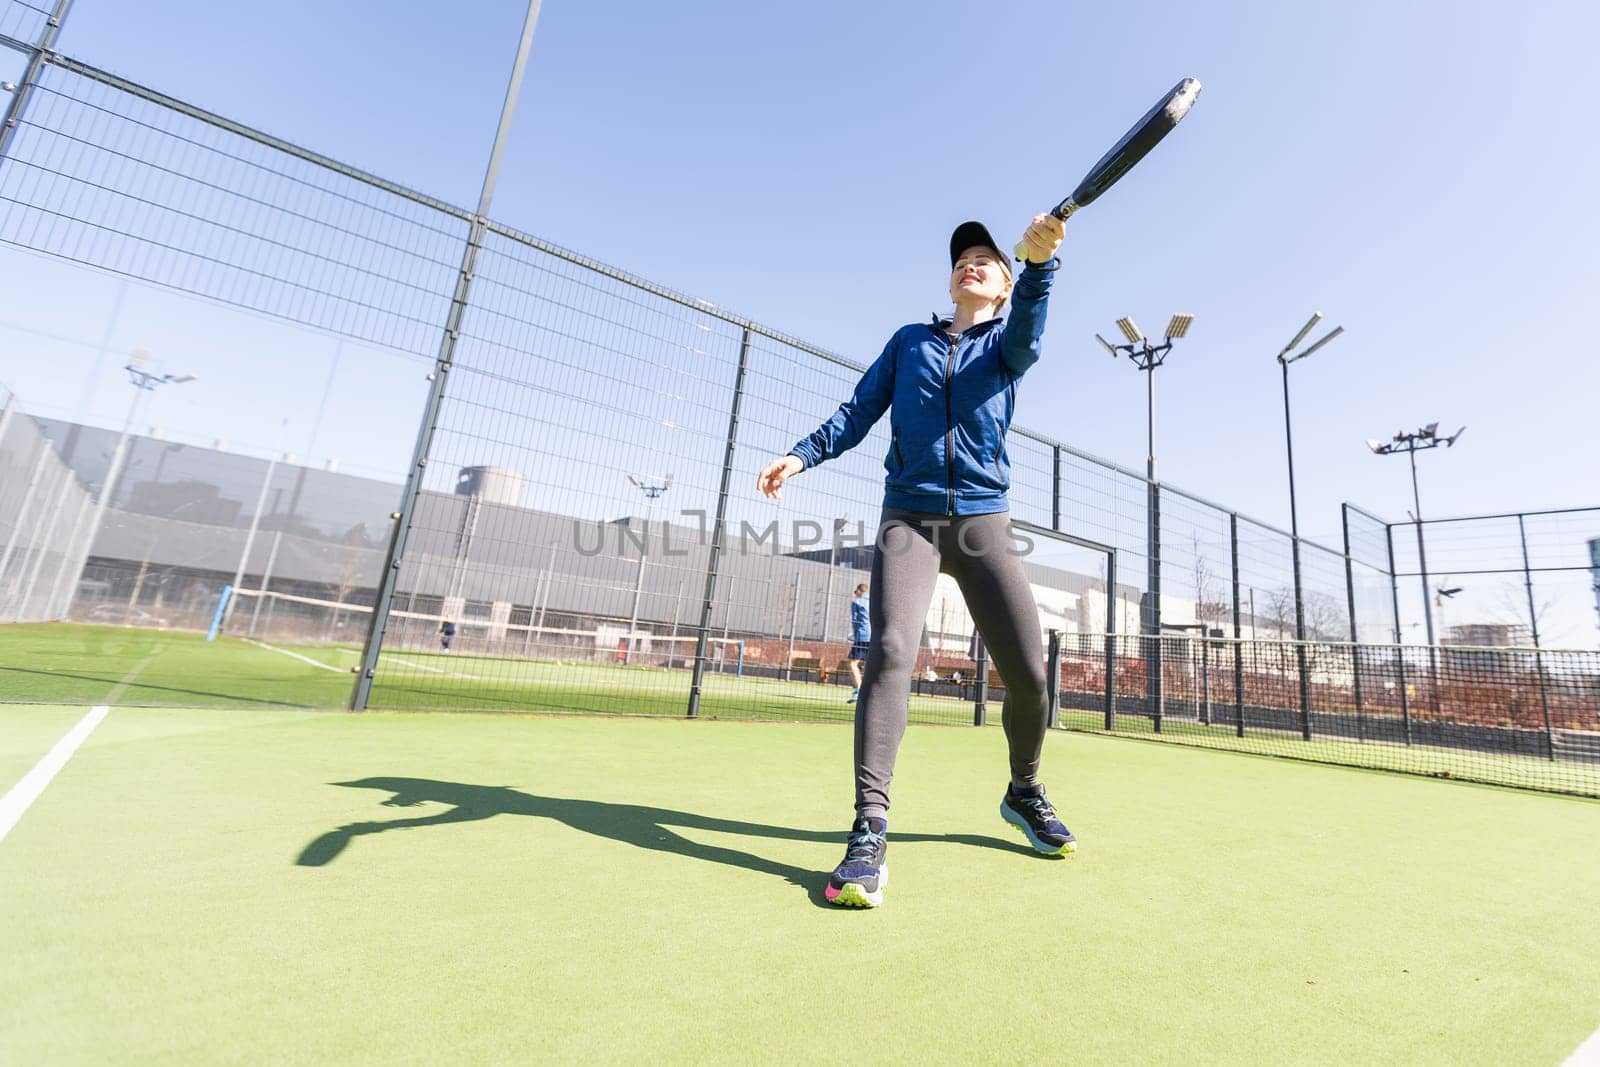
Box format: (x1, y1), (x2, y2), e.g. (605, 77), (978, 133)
(855, 507), (1048, 819)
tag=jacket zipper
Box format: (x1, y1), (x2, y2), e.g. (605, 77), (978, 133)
(943, 329), (958, 515)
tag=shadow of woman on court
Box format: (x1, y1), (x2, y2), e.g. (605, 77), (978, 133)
(297, 777), (1026, 907)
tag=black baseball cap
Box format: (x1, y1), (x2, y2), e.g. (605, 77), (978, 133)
(949, 220), (1011, 276)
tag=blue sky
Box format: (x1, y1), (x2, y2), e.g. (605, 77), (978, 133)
(2, 0), (1598, 640)
(32, 0), (1597, 528)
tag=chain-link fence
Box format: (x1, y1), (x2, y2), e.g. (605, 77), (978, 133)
(0, 6), (1595, 795)
(0, 384), (94, 622)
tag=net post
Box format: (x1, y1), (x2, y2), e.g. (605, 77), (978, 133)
(1518, 513), (1556, 759)
(1386, 522), (1412, 745)
(1342, 504), (1365, 741)
(1146, 481), (1163, 732)
(973, 633), (988, 727)
(1045, 628), (1062, 729)
(687, 328), (751, 719)
(1104, 549), (1117, 730)
(1230, 512), (1244, 737)
(1051, 445), (1061, 532)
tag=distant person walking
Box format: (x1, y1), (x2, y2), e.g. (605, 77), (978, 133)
(439, 620), (457, 652)
(846, 583), (870, 703)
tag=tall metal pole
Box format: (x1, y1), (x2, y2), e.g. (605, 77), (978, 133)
(1104, 549), (1117, 729)
(1342, 504), (1365, 741)
(1408, 448), (1436, 649)
(1281, 358), (1313, 740)
(689, 330), (752, 717)
(1144, 366), (1163, 731)
(1386, 522), (1412, 745)
(352, 0), (544, 709)
(1518, 514), (1555, 759)
(223, 447), (280, 628)
(1231, 512), (1245, 737)
(0, 0), (76, 163)
(1052, 445), (1062, 531)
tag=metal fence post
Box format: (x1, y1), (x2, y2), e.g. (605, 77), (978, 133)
(973, 633), (988, 727)
(1146, 481), (1163, 731)
(1104, 549), (1117, 730)
(1230, 513), (1245, 737)
(1045, 629), (1061, 728)
(1386, 522), (1412, 745)
(1518, 514), (1556, 759)
(784, 571), (801, 681)
(1051, 445), (1062, 531)
(350, 0), (543, 710)
(1342, 504), (1365, 741)
(688, 329), (752, 717)
(0, 1), (76, 164)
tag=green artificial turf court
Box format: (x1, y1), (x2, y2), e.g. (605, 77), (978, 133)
(2, 704), (1598, 1064)
(3, 624), (1592, 797)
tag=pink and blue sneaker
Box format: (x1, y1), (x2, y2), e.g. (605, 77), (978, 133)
(825, 816), (887, 908)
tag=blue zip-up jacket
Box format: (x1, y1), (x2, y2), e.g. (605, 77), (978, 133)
(787, 257), (1058, 515)
(850, 595), (870, 642)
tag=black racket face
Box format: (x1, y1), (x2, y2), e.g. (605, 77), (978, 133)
(1069, 77), (1201, 209)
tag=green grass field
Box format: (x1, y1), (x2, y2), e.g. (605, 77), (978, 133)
(2, 704), (1597, 1063)
(4, 623), (1595, 797)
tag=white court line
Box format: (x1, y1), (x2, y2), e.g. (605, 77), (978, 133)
(385, 655), (489, 681)
(0, 705), (110, 843)
(1566, 1024), (1600, 1066)
(242, 638), (345, 674)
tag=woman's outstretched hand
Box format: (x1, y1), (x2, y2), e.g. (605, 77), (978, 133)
(1019, 213), (1066, 263)
(756, 455), (803, 500)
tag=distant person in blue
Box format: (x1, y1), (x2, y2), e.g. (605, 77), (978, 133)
(846, 583), (870, 703)
(439, 620), (456, 652)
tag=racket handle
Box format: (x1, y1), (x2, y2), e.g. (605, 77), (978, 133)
(1013, 201), (1077, 261)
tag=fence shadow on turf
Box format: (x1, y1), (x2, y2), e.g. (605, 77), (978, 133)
(298, 777), (1030, 907)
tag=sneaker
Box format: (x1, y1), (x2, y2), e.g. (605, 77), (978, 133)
(847, 688), (859, 703)
(1000, 785), (1077, 856)
(825, 816), (888, 907)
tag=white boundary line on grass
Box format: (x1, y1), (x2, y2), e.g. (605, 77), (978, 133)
(242, 638), (345, 674)
(0, 705), (109, 843)
(385, 654), (489, 681)
(1566, 1024), (1600, 1065)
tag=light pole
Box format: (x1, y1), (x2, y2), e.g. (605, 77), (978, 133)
(1366, 423), (1465, 648)
(625, 472), (671, 664)
(1097, 313), (1195, 730)
(1276, 312), (1344, 740)
(822, 513), (851, 642)
(1434, 583), (1461, 644)
(65, 350), (195, 618)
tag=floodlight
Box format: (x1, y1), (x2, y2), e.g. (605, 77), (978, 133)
(1094, 333), (1118, 357)
(1115, 317), (1144, 343)
(166, 373), (197, 384)
(1422, 421), (1439, 438)
(1446, 426), (1467, 446)
(1438, 586), (1462, 598)
(1280, 312), (1321, 358)
(1164, 314), (1194, 340)
(627, 474), (642, 488)
(1289, 325), (1344, 363)
(1365, 439), (1383, 453)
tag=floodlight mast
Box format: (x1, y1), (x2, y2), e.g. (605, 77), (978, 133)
(1367, 424), (1466, 652)
(1098, 313), (1195, 732)
(625, 473), (673, 663)
(1276, 312), (1345, 740)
